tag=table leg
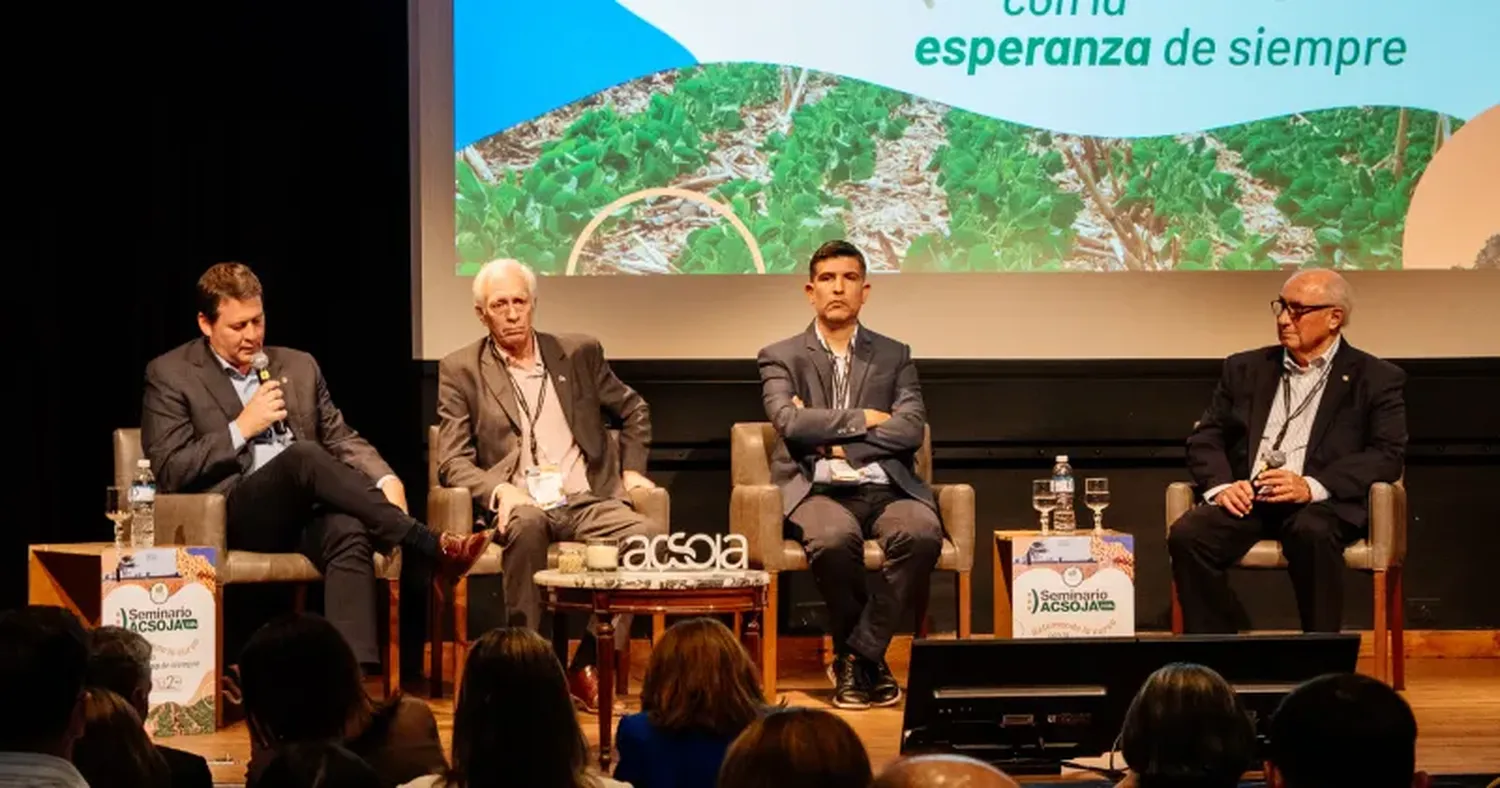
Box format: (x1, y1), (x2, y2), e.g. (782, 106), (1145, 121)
(596, 613), (616, 770)
(744, 606), (762, 677)
(551, 609), (570, 670)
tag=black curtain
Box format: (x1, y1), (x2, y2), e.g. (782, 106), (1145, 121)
(14, 0), (421, 658)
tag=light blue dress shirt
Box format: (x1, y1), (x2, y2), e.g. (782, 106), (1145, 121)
(811, 324), (889, 486)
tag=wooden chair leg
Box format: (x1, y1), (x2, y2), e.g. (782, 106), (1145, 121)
(1373, 570), (1389, 685)
(763, 573), (779, 701)
(956, 571), (972, 639)
(292, 584), (308, 614)
(383, 579), (401, 697)
(1170, 580), (1184, 635)
(452, 576), (469, 698)
(428, 579), (447, 698)
(913, 577), (932, 640)
(1390, 565), (1406, 690)
(652, 613), (666, 645)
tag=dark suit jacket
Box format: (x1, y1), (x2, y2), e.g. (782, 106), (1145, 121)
(1185, 340), (1407, 526)
(436, 332), (650, 512)
(140, 338), (393, 495)
(757, 323), (935, 516)
(158, 744), (213, 788)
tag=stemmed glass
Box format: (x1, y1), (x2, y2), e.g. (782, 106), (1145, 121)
(1031, 480), (1057, 534)
(106, 486), (131, 552)
(1085, 478), (1110, 532)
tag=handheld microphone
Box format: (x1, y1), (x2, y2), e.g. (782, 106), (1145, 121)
(250, 351), (289, 436)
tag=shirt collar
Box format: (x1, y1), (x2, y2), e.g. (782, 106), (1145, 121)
(1283, 334), (1341, 374)
(493, 332), (542, 372)
(209, 343), (252, 380)
(814, 322), (859, 359)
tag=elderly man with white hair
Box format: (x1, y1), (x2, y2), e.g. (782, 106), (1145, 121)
(1169, 268), (1408, 634)
(435, 258), (663, 712)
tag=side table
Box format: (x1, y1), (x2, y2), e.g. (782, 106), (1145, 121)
(535, 568), (771, 768)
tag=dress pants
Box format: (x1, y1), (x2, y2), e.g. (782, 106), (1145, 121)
(1168, 500), (1362, 633)
(225, 442), (420, 665)
(498, 494), (665, 650)
(788, 484), (943, 664)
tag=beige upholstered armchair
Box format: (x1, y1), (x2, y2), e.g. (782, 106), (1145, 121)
(729, 422), (976, 699)
(114, 428), (403, 716)
(1166, 478), (1408, 688)
(425, 425), (669, 697)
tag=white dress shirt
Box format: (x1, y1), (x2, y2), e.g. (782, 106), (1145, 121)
(0, 752), (90, 788)
(1205, 337), (1339, 505)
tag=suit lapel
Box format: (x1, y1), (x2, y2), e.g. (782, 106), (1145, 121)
(264, 348), (297, 439)
(1246, 348), (1282, 465)
(847, 328), (874, 406)
(191, 340), (249, 423)
(1306, 343), (1356, 456)
(803, 324), (835, 407)
(479, 339), (522, 431)
(537, 333), (577, 432)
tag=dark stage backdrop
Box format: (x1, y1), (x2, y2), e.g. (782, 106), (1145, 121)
(12, 0), (1498, 681)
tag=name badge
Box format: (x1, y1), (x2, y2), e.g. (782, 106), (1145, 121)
(525, 466), (566, 510)
(827, 459), (862, 485)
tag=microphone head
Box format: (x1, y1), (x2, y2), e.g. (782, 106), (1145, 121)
(250, 352), (270, 376)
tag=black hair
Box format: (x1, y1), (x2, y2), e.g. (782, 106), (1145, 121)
(1269, 672), (1418, 788)
(1119, 663), (1256, 788)
(809, 239), (867, 279)
(0, 606), (89, 749)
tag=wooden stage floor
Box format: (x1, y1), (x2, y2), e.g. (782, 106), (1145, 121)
(167, 657), (1500, 785)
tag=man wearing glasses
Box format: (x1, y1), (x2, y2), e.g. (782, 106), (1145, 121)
(1168, 269), (1407, 633)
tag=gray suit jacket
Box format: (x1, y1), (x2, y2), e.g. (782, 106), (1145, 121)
(435, 332), (651, 513)
(140, 338), (393, 495)
(757, 323), (935, 516)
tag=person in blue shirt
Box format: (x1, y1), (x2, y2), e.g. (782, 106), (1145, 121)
(614, 618), (768, 788)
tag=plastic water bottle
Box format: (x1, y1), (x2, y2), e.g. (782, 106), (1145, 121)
(129, 459), (157, 549)
(1050, 455), (1076, 533)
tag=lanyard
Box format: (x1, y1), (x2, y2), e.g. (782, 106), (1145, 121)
(827, 350), (850, 408)
(491, 340), (548, 464)
(1269, 362), (1333, 452)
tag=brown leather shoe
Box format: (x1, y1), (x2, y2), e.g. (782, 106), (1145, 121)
(436, 531), (489, 582)
(568, 666), (601, 713)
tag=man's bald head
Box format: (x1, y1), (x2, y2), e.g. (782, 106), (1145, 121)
(1281, 268), (1354, 325)
(873, 755), (1022, 788)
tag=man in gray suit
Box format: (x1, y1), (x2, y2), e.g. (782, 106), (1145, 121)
(435, 258), (664, 711)
(141, 263), (486, 671)
(757, 239), (943, 710)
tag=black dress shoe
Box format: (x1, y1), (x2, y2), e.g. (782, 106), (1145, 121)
(862, 657), (902, 707)
(828, 653), (871, 710)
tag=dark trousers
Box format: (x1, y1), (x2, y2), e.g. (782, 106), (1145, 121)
(226, 442), (419, 665)
(788, 485), (943, 664)
(1168, 501), (1362, 633)
(498, 494), (665, 651)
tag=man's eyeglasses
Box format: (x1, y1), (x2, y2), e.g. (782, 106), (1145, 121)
(1271, 298), (1336, 320)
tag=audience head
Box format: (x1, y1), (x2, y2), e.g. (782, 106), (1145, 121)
(238, 613), (372, 749)
(719, 706), (871, 788)
(0, 605), (90, 756)
(806, 239), (870, 329)
(641, 617), (764, 738)
(1275, 268), (1353, 360)
(449, 627), (590, 788)
(196, 261), (266, 369)
(253, 741), (383, 788)
(874, 754), (1021, 788)
(1119, 662), (1255, 788)
(87, 625), (155, 719)
(1267, 672), (1428, 788)
(71, 688), (171, 788)
(472, 258), (538, 354)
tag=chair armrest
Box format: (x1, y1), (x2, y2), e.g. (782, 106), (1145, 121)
(731, 485), (786, 571)
(429, 486), (476, 536)
(1367, 480), (1406, 569)
(156, 494), (227, 566)
(1166, 482), (1195, 534)
(630, 487), (671, 533)
(933, 483), (975, 572)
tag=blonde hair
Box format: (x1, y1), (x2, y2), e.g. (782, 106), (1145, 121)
(472, 258), (538, 307)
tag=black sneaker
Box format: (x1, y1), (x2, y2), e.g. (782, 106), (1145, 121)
(828, 653), (871, 710)
(862, 657), (902, 707)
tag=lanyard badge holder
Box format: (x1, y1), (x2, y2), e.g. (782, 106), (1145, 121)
(825, 351), (863, 485)
(504, 351), (567, 511)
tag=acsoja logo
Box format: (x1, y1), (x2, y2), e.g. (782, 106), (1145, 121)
(620, 533), (749, 571)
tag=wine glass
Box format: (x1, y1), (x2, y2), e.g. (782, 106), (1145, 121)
(1031, 480), (1056, 534)
(1085, 478), (1110, 532)
(106, 486), (131, 551)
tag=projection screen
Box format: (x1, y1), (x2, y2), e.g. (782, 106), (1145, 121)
(411, 0), (1500, 360)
